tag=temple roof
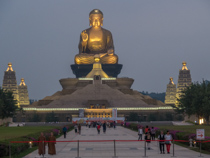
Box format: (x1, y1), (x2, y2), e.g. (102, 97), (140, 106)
(6, 62), (14, 71)
(19, 78), (26, 86)
(182, 61), (188, 70)
(169, 77), (174, 85)
(31, 81), (165, 108)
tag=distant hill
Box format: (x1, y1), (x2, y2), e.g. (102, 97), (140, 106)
(140, 91), (166, 102)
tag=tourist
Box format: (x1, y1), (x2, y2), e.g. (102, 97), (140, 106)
(145, 128), (151, 150)
(97, 124), (101, 134)
(63, 126), (67, 138)
(165, 131), (173, 154)
(138, 126), (143, 140)
(74, 124), (78, 133)
(103, 122), (106, 133)
(88, 121), (91, 128)
(158, 131), (165, 154)
(78, 124), (81, 134)
(145, 125), (149, 133)
(48, 132), (56, 155)
(38, 132), (46, 156)
(151, 127), (156, 140)
(113, 121), (116, 129)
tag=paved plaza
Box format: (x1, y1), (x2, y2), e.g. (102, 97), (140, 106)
(24, 126), (209, 158)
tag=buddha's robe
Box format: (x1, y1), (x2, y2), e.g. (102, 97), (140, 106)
(75, 27), (118, 64)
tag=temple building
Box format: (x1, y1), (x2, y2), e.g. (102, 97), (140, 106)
(14, 9), (174, 122)
(164, 77), (176, 105)
(18, 78), (30, 106)
(176, 61), (192, 105)
(2, 63), (20, 106)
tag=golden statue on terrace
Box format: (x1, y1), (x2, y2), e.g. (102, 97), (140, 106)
(74, 9), (118, 64)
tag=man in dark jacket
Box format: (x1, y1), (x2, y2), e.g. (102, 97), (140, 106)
(158, 131), (165, 154)
(63, 126), (67, 138)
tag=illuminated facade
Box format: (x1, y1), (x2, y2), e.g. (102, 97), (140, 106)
(165, 77), (176, 105)
(18, 78), (30, 106)
(176, 62), (192, 104)
(2, 63), (20, 106)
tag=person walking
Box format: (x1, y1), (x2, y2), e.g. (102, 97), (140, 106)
(103, 122), (106, 133)
(38, 132), (46, 156)
(158, 131), (165, 154)
(74, 124), (78, 133)
(78, 124), (81, 135)
(151, 127), (156, 140)
(145, 128), (151, 150)
(48, 132), (56, 155)
(138, 126), (143, 140)
(165, 131), (173, 154)
(97, 124), (101, 134)
(62, 126), (67, 138)
(113, 121), (116, 129)
(145, 125), (149, 133)
(88, 121), (91, 128)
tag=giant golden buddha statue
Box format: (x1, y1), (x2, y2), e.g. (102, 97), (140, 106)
(74, 9), (118, 65)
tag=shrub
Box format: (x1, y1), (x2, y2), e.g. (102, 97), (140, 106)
(0, 124), (74, 157)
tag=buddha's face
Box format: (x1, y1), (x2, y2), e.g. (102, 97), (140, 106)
(89, 14), (103, 28)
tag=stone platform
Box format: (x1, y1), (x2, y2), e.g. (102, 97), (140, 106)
(24, 126), (209, 158)
(71, 64), (123, 78)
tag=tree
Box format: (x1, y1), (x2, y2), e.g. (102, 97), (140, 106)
(176, 81), (210, 124)
(0, 87), (18, 119)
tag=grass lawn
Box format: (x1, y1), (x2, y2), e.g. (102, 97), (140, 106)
(0, 126), (59, 141)
(155, 125), (210, 136)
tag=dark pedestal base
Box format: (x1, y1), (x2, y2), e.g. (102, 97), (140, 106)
(71, 64), (123, 78)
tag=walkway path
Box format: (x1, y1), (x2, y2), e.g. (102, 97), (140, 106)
(24, 126), (209, 158)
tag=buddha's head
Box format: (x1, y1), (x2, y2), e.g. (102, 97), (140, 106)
(89, 9), (103, 28)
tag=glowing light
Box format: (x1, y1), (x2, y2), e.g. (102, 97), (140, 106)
(199, 118), (204, 124)
(23, 106), (173, 111)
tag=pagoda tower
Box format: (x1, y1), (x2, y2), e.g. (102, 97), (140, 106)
(18, 78), (30, 106)
(164, 77), (176, 105)
(2, 63), (19, 106)
(176, 61), (192, 105)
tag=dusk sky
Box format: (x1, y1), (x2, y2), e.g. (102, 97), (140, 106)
(0, 0), (210, 100)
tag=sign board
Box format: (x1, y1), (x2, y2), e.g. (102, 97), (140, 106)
(79, 109), (84, 118)
(112, 109), (117, 120)
(196, 129), (205, 140)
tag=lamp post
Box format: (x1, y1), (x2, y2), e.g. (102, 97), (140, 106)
(29, 141), (32, 148)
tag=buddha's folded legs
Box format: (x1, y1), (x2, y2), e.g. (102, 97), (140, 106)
(100, 54), (118, 64)
(75, 54), (95, 64)
(75, 54), (118, 64)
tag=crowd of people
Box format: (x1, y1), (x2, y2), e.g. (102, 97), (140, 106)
(37, 123), (173, 156)
(73, 121), (116, 135)
(138, 125), (173, 154)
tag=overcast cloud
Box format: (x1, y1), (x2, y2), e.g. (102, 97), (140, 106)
(0, 0), (210, 100)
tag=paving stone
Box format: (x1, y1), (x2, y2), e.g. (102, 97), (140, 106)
(24, 126), (210, 158)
